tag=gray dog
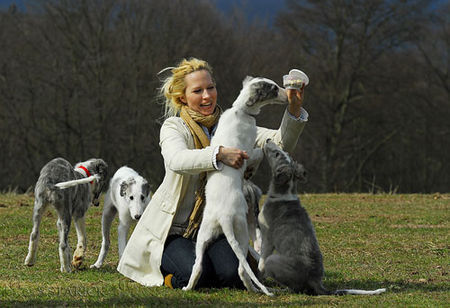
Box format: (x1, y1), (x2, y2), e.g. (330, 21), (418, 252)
(258, 140), (385, 295)
(24, 157), (108, 273)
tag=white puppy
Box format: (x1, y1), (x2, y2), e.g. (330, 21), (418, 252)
(182, 76), (287, 296)
(91, 166), (151, 268)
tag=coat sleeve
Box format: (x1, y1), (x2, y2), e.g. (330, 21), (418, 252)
(255, 108), (308, 154)
(160, 117), (217, 175)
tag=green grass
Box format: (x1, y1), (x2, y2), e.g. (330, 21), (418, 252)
(0, 193), (448, 307)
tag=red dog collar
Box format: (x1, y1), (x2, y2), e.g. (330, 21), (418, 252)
(77, 165), (93, 183)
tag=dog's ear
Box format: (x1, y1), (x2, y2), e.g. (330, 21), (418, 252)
(294, 163), (307, 183)
(95, 159), (108, 178)
(120, 181), (128, 197)
(142, 181), (151, 197)
(243, 76), (254, 86)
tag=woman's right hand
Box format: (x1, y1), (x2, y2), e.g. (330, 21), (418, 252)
(216, 146), (249, 169)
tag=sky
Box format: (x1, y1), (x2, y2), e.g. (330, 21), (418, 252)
(0, 0), (445, 24)
(215, 0), (285, 25)
(0, 0), (23, 10)
(0, 0), (286, 24)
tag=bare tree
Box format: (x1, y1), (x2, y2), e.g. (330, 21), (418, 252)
(276, 0), (433, 191)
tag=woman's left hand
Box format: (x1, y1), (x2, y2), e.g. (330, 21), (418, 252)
(287, 85), (305, 118)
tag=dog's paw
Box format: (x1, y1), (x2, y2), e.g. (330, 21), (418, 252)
(182, 286), (190, 292)
(24, 256), (35, 266)
(90, 263), (101, 269)
(71, 255), (84, 269)
(72, 247), (85, 269)
(60, 265), (72, 273)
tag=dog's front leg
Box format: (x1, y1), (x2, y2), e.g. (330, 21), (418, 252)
(257, 215), (273, 275)
(91, 204), (117, 269)
(117, 218), (131, 260)
(245, 148), (264, 179)
(72, 215), (87, 269)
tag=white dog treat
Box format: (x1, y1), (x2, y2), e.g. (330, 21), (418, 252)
(283, 69), (309, 90)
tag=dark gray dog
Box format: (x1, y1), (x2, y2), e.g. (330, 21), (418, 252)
(24, 157), (108, 273)
(258, 140), (385, 295)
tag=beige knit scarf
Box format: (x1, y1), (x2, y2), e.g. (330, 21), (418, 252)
(180, 105), (221, 239)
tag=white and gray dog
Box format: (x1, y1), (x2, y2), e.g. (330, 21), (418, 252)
(258, 140), (386, 295)
(24, 157), (108, 273)
(183, 76), (287, 296)
(91, 166), (151, 269)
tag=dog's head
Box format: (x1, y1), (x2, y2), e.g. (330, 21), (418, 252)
(76, 158), (108, 207)
(263, 139), (306, 194)
(233, 76), (287, 115)
(120, 176), (151, 220)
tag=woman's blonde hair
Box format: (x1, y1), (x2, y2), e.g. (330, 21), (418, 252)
(159, 58), (214, 118)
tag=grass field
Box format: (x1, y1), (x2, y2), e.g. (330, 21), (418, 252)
(0, 193), (448, 307)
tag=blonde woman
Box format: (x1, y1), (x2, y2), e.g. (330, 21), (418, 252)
(117, 58), (309, 289)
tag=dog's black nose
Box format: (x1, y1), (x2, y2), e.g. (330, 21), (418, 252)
(134, 214), (141, 220)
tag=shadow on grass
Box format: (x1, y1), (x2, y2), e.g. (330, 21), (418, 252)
(77, 263), (118, 273)
(2, 271), (448, 307)
(2, 278), (448, 308)
(1, 295), (332, 307)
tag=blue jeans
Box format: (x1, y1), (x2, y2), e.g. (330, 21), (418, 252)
(161, 234), (244, 289)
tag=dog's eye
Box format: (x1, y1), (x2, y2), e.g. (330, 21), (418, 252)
(141, 195), (145, 201)
(275, 152), (280, 158)
(130, 196), (134, 200)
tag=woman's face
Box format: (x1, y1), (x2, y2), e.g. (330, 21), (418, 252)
(181, 69), (217, 116)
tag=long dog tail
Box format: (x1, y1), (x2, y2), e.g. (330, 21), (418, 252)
(55, 175), (99, 189)
(334, 288), (386, 295)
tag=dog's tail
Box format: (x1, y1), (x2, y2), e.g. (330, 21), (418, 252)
(305, 275), (385, 296)
(334, 288), (386, 295)
(55, 175), (100, 189)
